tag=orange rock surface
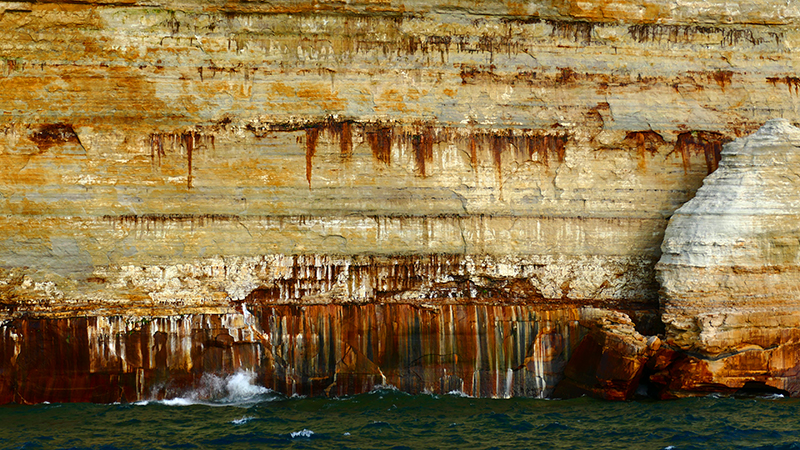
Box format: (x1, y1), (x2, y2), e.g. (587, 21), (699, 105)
(1, 0), (799, 401)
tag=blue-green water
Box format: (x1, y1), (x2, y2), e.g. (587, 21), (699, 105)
(2, 376), (800, 450)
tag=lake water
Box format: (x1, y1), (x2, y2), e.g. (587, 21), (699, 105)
(2, 371), (799, 450)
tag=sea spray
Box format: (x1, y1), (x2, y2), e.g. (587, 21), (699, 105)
(151, 370), (276, 406)
(290, 429), (315, 438)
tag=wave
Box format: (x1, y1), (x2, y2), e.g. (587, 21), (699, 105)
(142, 370), (279, 407)
(231, 416), (254, 425)
(759, 393), (786, 400)
(290, 429), (314, 439)
(369, 383), (400, 393)
(445, 390), (473, 398)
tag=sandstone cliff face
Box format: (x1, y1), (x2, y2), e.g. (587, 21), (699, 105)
(657, 119), (800, 397)
(0, 0), (798, 401)
(1, 306), (590, 403)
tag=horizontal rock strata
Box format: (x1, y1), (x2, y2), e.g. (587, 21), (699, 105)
(2, 0), (800, 401)
(656, 119), (800, 397)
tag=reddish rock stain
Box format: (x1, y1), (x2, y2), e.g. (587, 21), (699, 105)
(767, 76), (800, 95)
(305, 126), (320, 187)
(181, 131), (194, 189)
(409, 126), (435, 176)
(624, 131), (666, 170)
(673, 131), (731, 174)
(29, 123), (80, 152)
(366, 124), (393, 165)
(0, 305), (590, 403)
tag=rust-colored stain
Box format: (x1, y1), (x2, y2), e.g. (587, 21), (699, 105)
(226, 254), (571, 305)
(366, 123), (393, 165)
(624, 131), (666, 170)
(469, 135), (478, 169)
(29, 123), (80, 151)
(673, 131), (731, 174)
(0, 305), (586, 402)
(550, 20), (594, 44)
(767, 76), (800, 95)
(712, 70), (733, 91)
(148, 132), (213, 188)
(458, 65), (699, 90)
(475, 131), (570, 170)
(18, 118), (571, 192)
(459, 64), (501, 85)
(181, 131), (195, 189)
(149, 133), (167, 167)
(490, 133), (505, 178)
(528, 133), (568, 165)
(628, 24), (776, 47)
(334, 120), (353, 159)
(408, 126), (435, 176)
(405, 35), (452, 62)
(377, 88), (407, 112)
(305, 126), (320, 188)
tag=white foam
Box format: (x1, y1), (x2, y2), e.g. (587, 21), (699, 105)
(445, 390), (472, 398)
(231, 416), (254, 425)
(290, 429), (314, 438)
(760, 393), (785, 400)
(222, 371), (271, 401)
(373, 385), (396, 391)
(369, 384), (399, 393)
(155, 370), (274, 406)
(162, 398), (194, 406)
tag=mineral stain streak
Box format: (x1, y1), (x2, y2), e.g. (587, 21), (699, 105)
(290, 119), (572, 182)
(673, 131), (731, 174)
(624, 131), (666, 170)
(408, 126), (434, 176)
(366, 124), (393, 165)
(246, 118), (732, 189)
(305, 126), (319, 187)
(28, 124), (81, 152)
(148, 132), (214, 188)
(0, 305), (588, 403)
(182, 131), (194, 189)
(766, 76), (800, 95)
(3, 0), (800, 404)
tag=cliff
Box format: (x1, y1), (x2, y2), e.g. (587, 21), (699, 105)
(656, 119), (800, 397)
(0, 0), (799, 402)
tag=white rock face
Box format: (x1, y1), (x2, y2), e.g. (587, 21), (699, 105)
(657, 119), (800, 395)
(660, 118), (800, 269)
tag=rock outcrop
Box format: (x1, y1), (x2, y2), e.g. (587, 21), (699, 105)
(1, 0), (800, 402)
(554, 308), (660, 400)
(656, 119), (800, 397)
(0, 305), (591, 403)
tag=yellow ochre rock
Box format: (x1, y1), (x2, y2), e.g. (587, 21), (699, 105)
(1, 0), (800, 401)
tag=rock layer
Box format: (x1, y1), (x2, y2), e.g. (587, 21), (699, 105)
(554, 309), (660, 400)
(1, 0), (800, 401)
(657, 119), (800, 397)
(0, 305), (594, 403)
